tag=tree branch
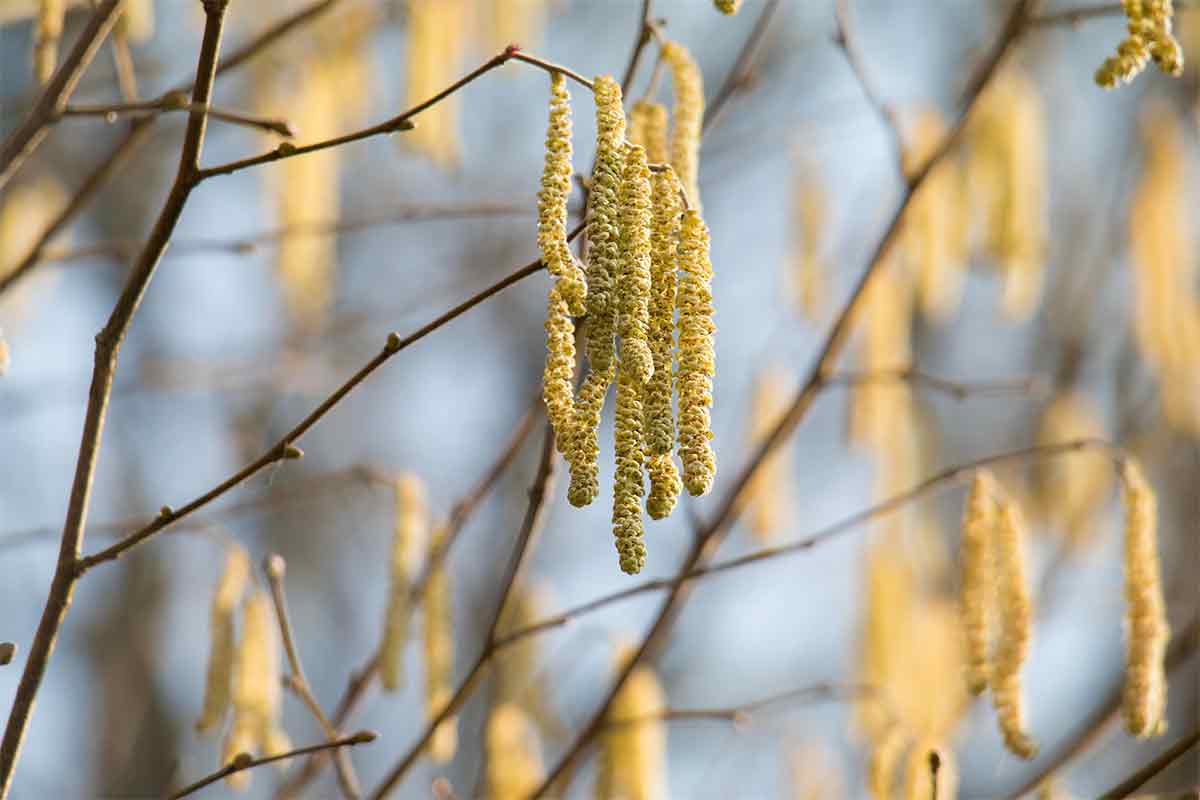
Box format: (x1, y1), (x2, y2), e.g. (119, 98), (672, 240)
(823, 367), (1045, 401)
(0, 4), (233, 793)
(166, 731), (377, 800)
(264, 555), (362, 800)
(1098, 727), (1200, 799)
(1029, 1), (1195, 27)
(0, 0), (123, 191)
(703, 0), (785, 132)
(531, 3), (1037, 793)
(60, 97), (295, 137)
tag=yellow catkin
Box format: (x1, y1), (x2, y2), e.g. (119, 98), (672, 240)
(1034, 391), (1112, 545)
(1096, 0), (1184, 87)
(424, 526), (458, 762)
(196, 545), (251, 733)
(960, 470), (996, 696)
(380, 474), (429, 691)
(662, 41), (704, 212)
(789, 162), (828, 322)
(495, 583), (561, 736)
(1119, 459), (1169, 737)
(714, 0), (742, 13)
(486, 703), (544, 800)
(403, 0), (465, 168)
(538, 72), (587, 315)
(644, 161), (681, 519)
(848, 265), (914, 459)
(901, 110), (968, 323)
(33, 0), (64, 83)
(597, 645), (669, 800)
(613, 365), (649, 575)
(223, 591), (287, 788)
(902, 741), (958, 800)
(618, 143), (656, 386)
(568, 75), (625, 507)
(117, 0), (155, 43)
(966, 69), (1046, 320)
(543, 283), (578, 453)
(990, 500), (1038, 759)
(744, 368), (794, 541)
(1129, 106), (1200, 435)
(676, 209), (717, 496)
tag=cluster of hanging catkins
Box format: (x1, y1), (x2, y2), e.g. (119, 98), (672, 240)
(539, 45), (715, 575)
(195, 546), (292, 790)
(959, 459), (1170, 762)
(1095, 0), (1184, 87)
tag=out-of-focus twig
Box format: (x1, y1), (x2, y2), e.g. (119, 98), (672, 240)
(832, 0), (906, 167)
(60, 97), (295, 137)
(1029, 1), (1196, 27)
(1098, 726), (1200, 799)
(823, 367), (1046, 400)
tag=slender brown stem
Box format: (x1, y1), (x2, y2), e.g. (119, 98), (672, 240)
(275, 400), (542, 799)
(0, 4), (232, 794)
(603, 682), (877, 730)
(263, 556), (361, 800)
(702, 0), (785, 132)
(1098, 727), (1200, 799)
(0, 0), (347, 298)
(0, 0), (122, 191)
(60, 99), (294, 137)
(367, 426), (558, 800)
(619, 0), (655, 94)
(833, 0), (906, 164)
(166, 731), (377, 800)
(531, 3), (1035, 794)
(76, 222), (581, 573)
(824, 367), (1044, 400)
(507, 52), (595, 90)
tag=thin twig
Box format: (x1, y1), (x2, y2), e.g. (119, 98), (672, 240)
(619, 0), (655, 94)
(195, 48), (591, 181)
(263, 555), (361, 800)
(702, 0), (785, 132)
(602, 682), (878, 730)
(1029, 1), (1195, 27)
(60, 98), (294, 137)
(1098, 727), (1200, 799)
(75, 222), (581, 574)
(0, 0), (347, 298)
(0, 4), (233, 794)
(275, 399), (541, 798)
(832, 0), (906, 165)
(366, 426), (558, 800)
(530, 3), (1036, 794)
(823, 367), (1045, 400)
(165, 731), (377, 800)
(1006, 616), (1200, 799)
(0, 0), (123, 191)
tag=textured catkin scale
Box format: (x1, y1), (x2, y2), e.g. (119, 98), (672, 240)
(424, 527), (459, 762)
(645, 453), (682, 520)
(538, 72), (587, 315)
(196, 546), (251, 733)
(612, 367), (649, 574)
(597, 646), (669, 799)
(567, 75), (626, 507)
(33, 0), (64, 83)
(960, 471), (996, 696)
(644, 164), (680, 459)
(662, 42), (704, 212)
(617, 144), (655, 386)
(1120, 459), (1170, 737)
(990, 501), (1038, 759)
(542, 284), (577, 454)
(1096, 0), (1184, 87)
(486, 703), (545, 800)
(676, 210), (717, 497)
(380, 474), (429, 691)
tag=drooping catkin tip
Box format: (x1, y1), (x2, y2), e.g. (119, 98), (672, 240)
(646, 454), (682, 520)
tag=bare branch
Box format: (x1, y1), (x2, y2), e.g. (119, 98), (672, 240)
(166, 731), (377, 800)
(1098, 727), (1200, 799)
(0, 0), (123, 191)
(823, 367), (1045, 401)
(1029, 1), (1195, 27)
(263, 556), (361, 800)
(60, 97), (295, 137)
(832, 0), (906, 164)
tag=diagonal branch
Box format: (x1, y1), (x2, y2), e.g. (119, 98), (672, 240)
(1098, 727), (1200, 799)
(60, 97), (295, 137)
(530, 2), (1037, 794)
(0, 0), (123, 191)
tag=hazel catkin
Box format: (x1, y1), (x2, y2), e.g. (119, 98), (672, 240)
(613, 365), (648, 575)
(617, 143), (655, 386)
(663, 42), (705, 212)
(538, 72), (587, 315)
(542, 283), (578, 453)
(676, 210), (717, 496)
(196, 545), (251, 733)
(1119, 459), (1169, 737)
(960, 471), (996, 696)
(1096, 0), (1185, 87)
(380, 474), (429, 691)
(991, 500), (1037, 759)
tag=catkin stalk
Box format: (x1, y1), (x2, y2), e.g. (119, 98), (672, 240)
(380, 474), (429, 691)
(1120, 459), (1170, 737)
(613, 365), (648, 575)
(990, 501), (1037, 759)
(676, 210), (717, 496)
(543, 283), (577, 453)
(196, 546), (251, 733)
